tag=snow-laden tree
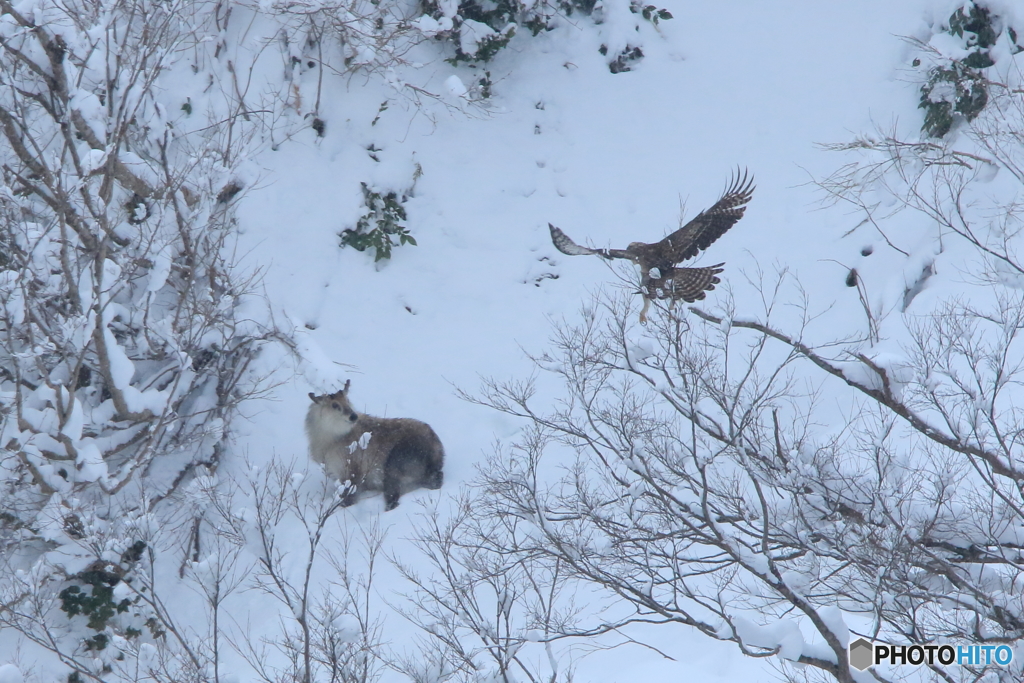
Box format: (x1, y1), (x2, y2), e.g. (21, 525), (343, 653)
(439, 237), (1024, 683)
(0, 0), (275, 675)
(401, 15), (1024, 683)
(0, 0), (264, 501)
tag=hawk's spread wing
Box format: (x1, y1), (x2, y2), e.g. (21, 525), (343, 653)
(548, 224), (633, 260)
(633, 168), (754, 267)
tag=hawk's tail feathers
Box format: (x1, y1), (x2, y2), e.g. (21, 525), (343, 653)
(677, 263), (725, 303)
(548, 223), (600, 257)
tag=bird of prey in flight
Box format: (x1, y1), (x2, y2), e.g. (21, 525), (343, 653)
(548, 168), (754, 322)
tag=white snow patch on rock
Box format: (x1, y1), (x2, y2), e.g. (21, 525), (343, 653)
(445, 74), (468, 98)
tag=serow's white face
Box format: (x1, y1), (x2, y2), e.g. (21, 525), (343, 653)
(309, 389), (359, 434)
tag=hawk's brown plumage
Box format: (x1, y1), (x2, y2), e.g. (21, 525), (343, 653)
(549, 168), (753, 321)
(642, 264), (725, 303)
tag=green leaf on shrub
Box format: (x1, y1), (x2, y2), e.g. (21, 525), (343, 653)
(340, 183), (416, 261)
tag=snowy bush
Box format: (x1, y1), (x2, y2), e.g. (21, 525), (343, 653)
(418, 0), (549, 65)
(395, 493), (578, 683)
(247, 0), (426, 108)
(0, 0), (273, 668)
(1, 459), (385, 683)
(600, 44), (644, 74)
(261, 0), (673, 90)
(633, 0), (672, 26)
(231, 461), (385, 683)
(340, 183), (417, 262)
(417, 0), (670, 69)
(915, 1), (1022, 137)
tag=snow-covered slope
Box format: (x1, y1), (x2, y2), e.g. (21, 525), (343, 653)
(226, 1), (930, 681)
(234, 0), (929, 486)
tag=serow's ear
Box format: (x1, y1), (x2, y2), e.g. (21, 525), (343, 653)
(308, 392), (317, 402)
(343, 379), (351, 395)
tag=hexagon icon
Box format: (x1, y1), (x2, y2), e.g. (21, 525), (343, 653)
(849, 638), (874, 671)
